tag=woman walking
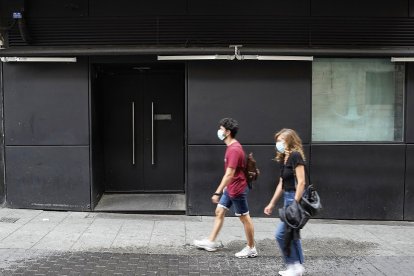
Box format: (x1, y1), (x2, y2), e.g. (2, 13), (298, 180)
(264, 128), (306, 276)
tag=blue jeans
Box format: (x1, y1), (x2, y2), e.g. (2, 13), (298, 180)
(275, 191), (305, 264)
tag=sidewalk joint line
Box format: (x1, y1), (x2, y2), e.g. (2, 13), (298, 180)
(30, 211), (71, 250)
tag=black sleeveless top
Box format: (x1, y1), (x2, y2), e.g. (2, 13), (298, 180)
(280, 151), (305, 191)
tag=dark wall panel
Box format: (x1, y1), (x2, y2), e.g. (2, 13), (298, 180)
(89, 0), (186, 16)
(0, 0), (88, 18)
(0, 63), (4, 205)
(27, 0), (88, 17)
(407, 63), (414, 143)
(187, 145), (223, 216)
(3, 59), (89, 145)
(6, 146), (90, 210)
(188, 0), (310, 16)
(312, 0), (408, 17)
(411, 0), (414, 17)
(405, 145), (414, 220)
(311, 145), (405, 220)
(187, 144), (310, 216)
(188, 62), (311, 145)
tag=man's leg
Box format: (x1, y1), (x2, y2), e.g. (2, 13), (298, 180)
(193, 205), (227, 251)
(235, 212), (258, 258)
(233, 189), (255, 247)
(208, 206), (227, 241)
(194, 191), (231, 251)
(239, 214), (255, 247)
(233, 190), (258, 258)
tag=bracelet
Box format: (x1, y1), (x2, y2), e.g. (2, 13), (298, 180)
(213, 192), (222, 196)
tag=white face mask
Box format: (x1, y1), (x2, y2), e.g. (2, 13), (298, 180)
(275, 141), (285, 153)
(217, 129), (227, 141)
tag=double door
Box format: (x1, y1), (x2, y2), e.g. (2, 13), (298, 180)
(102, 67), (184, 192)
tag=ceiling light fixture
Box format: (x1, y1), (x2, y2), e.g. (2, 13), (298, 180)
(158, 45), (313, 61)
(391, 57), (414, 62)
(158, 54), (234, 61)
(0, 57), (77, 63)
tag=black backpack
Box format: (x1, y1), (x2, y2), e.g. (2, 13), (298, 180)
(245, 152), (260, 189)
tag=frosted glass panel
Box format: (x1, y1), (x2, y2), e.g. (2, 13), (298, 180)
(312, 59), (404, 142)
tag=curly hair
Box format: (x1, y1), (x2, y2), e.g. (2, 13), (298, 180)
(274, 128), (306, 163)
(219, 118), (239, 138)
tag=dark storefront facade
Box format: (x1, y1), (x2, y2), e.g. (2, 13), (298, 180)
(1, 0), (414, 220)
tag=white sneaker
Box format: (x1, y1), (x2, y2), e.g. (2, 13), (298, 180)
(278, 265), (294, 276)
(278, 263), (305, 276)
(235, 246), (258, 258)
(193, 238), (219, 252)
(293, 262), (305, 276)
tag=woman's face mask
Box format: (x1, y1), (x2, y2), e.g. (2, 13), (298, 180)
(275, 141), (285, 153)
(217, 129), (227, 141)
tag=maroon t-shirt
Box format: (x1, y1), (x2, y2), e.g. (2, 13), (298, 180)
(224, 141), (247, 198)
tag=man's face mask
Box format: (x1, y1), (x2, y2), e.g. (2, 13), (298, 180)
(217, 129), (227, 141)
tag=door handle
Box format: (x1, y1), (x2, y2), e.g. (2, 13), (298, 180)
(132, 101), (135, 165)
(151, 101), (155, 165)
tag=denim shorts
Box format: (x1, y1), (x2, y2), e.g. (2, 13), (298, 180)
(218, 187), (249, 216)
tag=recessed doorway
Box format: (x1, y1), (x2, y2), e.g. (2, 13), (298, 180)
(91, 63), (185, 212)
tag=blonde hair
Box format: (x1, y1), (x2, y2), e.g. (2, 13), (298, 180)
(274, 128), (306, 163)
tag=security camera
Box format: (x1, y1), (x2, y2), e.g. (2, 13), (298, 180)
(13, 11), (32, 44)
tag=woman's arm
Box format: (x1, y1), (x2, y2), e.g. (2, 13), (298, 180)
(294, 164), (306, 202)
(264, 177), (283, 215)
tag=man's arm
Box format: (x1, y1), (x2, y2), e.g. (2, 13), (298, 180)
(211, 167), (235, 203)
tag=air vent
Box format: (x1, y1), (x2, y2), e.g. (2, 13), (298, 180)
(6, 16), (414, 48)
(7, 16), (310, 47)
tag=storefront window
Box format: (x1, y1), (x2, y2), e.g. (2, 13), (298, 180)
(312, 58), (405, 142)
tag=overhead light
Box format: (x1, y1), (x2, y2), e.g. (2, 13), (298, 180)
(157, 54), (313, 61)
(158, 45), (313, 61)
(250, 55), (313, 61)
(0, 57), (77, 63)
(158, 55), (234, 61)
(391, 57), (414, 62)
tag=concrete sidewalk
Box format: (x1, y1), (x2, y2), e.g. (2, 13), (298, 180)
(0, 207), (414, 275)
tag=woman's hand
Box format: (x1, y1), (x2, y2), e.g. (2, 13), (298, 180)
(264, 179), (282, 215)
(264, 204), (274, 216)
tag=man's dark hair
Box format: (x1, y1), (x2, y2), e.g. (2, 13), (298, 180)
(219, 118), (239, 138)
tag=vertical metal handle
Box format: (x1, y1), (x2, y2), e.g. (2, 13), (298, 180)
(132, 101), (135, 165)
(151, 101), (155, 165)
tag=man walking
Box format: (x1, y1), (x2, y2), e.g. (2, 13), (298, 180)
(194, 118), (258, 258)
